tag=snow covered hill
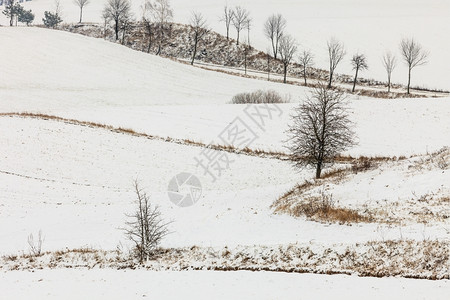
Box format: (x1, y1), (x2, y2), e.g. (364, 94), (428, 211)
(1, 0), (449, 90)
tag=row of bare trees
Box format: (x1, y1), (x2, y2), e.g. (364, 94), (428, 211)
(220, 5), (251, 45)
(264, 31), (427, 94)
(99, 3), (428, 94)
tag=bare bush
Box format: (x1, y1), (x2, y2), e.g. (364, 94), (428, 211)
(294, 191), (369, 223)
(28, 230), (44, 256)
(231, 90), (290, 104)
(123, 181), (171, 263)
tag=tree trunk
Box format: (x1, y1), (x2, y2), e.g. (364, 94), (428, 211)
(303, 66), (307, 86)
(407, 67), (411, 94)
(115, 19), (119, 41)
(147, 31), (152, 53)
(352, 68), (359, 93)
(267, 56), (270, 81)
(315, 161), (322, 179)
(328, 72), (333, 88)
(236, 30), (240, 45)
(226, 26), (229, 40)
(79, 7), (83, 23)
(121, 27), (126, 45)
(387, 75), (391, 93)
(244, 51), (247, 75)
(283, 64), (287, 84)
(191, 39), (198, 65)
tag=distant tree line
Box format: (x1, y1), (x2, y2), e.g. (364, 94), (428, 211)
(2, 0), (429, 94)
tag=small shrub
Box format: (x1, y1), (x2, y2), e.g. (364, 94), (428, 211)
(351, 158), (373, 174)
(293, 191), (369, 223)
(28, 230), (44, 256)
(231, 90), (289, 104)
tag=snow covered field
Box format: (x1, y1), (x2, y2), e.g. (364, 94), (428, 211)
(2, 270), (449, 300)
(1, 2), (449, 298)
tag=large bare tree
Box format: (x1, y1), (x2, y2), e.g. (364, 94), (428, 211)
(103, 0), (131, 41)
(278, 34), (297, 84)
(327, 38), (346, 88)
(287, 85), (356, 179)
(189, 12), (209, 65)
(231, 6), (249, 45)
(382, 51), (397, 93)
(400, 38), (428, 94)
(350, 53), (368, 92)
(298, 49), (314, 86)
(263, 14), (286, 60)
(219, 5), (233, 41)
(73, 0), (89, 23)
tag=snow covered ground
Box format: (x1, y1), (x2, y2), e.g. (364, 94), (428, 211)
(0, 6), (449, 299)
(1, 270), (449, 300)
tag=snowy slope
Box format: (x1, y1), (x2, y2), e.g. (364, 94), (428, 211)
(0, 27), (305, 108)
(1, 0), (449, 90)
(0, 116), (448, 256)
(0, 28), (449, 157)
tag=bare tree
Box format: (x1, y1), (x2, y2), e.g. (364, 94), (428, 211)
(382, 51), (397, 93)
(266, 47), (272, 81)
(298, 49), (314, 86)
(189, 12), (209, 65)
(103, 0), (131, 41)
(232, 6), (249, 45)
(73, 0), (89, 23)
(350, 53), (368, 92)
(287, 85), (356, 178)
(219, 5), (233, 41)
(102, 10), (110, 39)
(242, 42), (250, 75)
(263, 14), (286, 59)
(400, 38), (428, 94)
(245, 17), (252, 46)
(119, 11), (133, 45)
(141, 2), (155, 53)
(278, 34), (297, 84)
(145, 0), (173, 55)
(123, 181), (171, 263)
(327, 38), (346, 88)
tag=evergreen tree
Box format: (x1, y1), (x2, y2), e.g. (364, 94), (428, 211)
(43, 11), (62, 28)
(18, 8), (34, 26)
